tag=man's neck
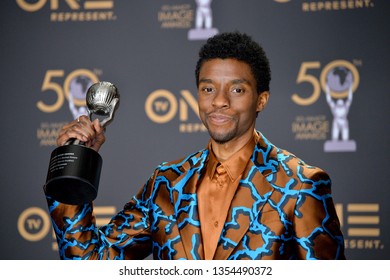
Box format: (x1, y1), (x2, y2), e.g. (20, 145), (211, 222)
(210, 131), (255, 162)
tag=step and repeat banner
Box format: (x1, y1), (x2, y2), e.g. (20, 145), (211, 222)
(0, 0), (388, 260)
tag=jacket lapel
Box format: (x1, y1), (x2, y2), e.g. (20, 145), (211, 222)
(171, 150), (208, 260)
(214, 132), (279, 259)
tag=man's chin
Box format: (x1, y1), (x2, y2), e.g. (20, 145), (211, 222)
(208, 130), (235, 144)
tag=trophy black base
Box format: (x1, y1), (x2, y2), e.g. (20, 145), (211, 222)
(44, 145), (102, 205)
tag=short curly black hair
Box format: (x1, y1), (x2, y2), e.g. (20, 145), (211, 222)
(195, 31), (271, 94)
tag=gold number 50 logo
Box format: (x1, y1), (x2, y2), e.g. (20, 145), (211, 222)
(292, 60), (360, 106)
(36, 69), (99, 113)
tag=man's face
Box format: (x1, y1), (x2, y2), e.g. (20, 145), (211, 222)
(197, 58), (268, 144)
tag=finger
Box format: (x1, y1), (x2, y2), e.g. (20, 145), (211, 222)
(57, 126), (88, 146)
(91, 118), (103, 133)
(57, 117), (95, 146)
(91, 119), (106, 149)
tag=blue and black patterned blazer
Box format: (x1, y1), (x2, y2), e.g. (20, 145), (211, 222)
(47, 131), (345, 260)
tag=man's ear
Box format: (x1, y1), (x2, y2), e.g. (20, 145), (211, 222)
(256, 91), (270, 113)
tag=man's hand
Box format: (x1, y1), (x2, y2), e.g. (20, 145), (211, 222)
(56, 115), (106, 152)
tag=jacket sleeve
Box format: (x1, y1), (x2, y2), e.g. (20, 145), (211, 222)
(291, 168), (346, 260)
(45, 169), (158, 260)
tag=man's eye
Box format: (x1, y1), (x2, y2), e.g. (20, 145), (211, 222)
(202, 87), (214, 93)
(232, 88), (244, 93)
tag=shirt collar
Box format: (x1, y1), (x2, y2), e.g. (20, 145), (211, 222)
(206, 131), (258, 181)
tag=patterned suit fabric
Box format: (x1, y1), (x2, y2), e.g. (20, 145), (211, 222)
(46, 131), (345, 260)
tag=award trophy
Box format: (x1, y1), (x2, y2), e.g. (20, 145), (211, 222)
(44, 81), (119, 205)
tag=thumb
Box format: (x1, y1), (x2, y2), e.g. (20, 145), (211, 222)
(89, 119), (106, 152)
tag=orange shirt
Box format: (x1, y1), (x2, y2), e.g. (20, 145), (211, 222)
(197, 132), (257, 259)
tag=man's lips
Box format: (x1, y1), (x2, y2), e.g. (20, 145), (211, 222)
(207, 113), (233, 125)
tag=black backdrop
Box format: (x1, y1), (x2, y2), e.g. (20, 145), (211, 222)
(0, 0), (389, 260)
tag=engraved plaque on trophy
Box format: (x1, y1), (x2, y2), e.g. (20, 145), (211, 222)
(44, 81), (119, 205)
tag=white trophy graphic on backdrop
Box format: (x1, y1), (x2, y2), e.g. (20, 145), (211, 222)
(324, 66), (357, 152)
(188, 0), (218, 40)
(68, 76), (93, 119)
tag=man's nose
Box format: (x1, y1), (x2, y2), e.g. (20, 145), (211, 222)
(212, 90), (229, 108)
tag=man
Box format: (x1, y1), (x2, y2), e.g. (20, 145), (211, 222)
(46, 32), (345, 260)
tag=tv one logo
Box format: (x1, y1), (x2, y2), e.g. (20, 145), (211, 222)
(16, 0), (116, 22)
(17, 203), (384, 251)
(335, 203), (384, 250)
(18, 206), (116, 250)
(16, 0), (114, 12)
(145, 89), (206, 133)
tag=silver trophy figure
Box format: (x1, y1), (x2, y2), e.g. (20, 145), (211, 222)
(86, 81), (119, 127)
(44, 81), (119, 205)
